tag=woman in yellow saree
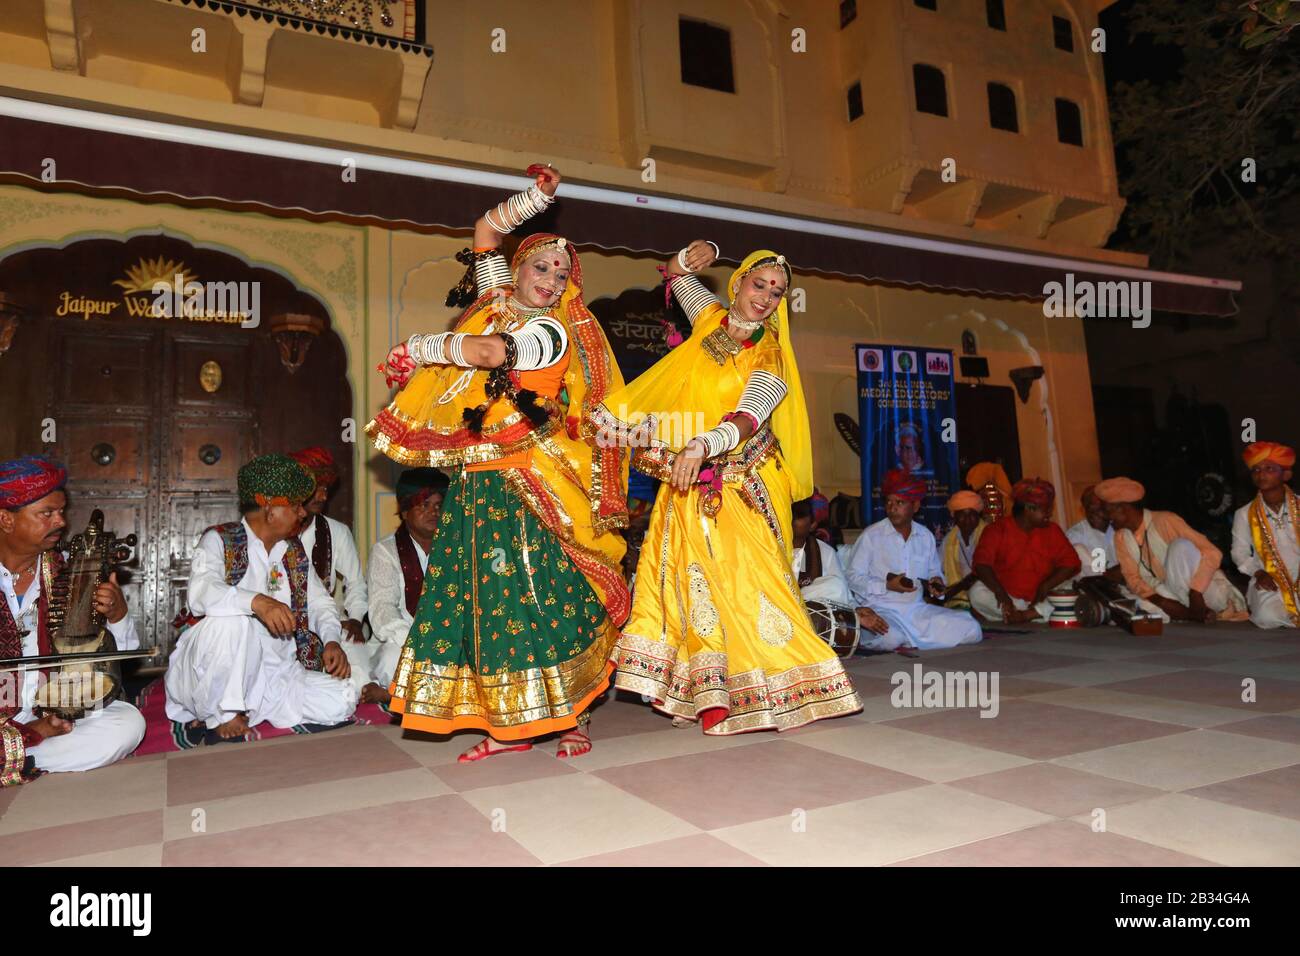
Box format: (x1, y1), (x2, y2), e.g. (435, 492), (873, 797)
(594, 244), (862, 734)
(367, 167), (629, 761)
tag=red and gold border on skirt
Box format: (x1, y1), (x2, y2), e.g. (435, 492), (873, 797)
(612, 632), (862, 735)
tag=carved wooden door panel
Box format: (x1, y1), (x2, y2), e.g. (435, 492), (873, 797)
(47, 325), (159, 663)
(158, 334), (258, 663)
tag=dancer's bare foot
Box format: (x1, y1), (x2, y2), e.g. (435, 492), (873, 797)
(556, 728), (592, 758)
(216, 713), (249, 739)
(671, 715), (692, 728)
(458, 736), (533, 763)
(360, 682), (391, 705)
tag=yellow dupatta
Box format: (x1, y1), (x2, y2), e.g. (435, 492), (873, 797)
(598, 250), (814, 500)
(1248, 487), (1300, 623)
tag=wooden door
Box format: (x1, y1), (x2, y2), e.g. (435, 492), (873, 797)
(954, 383), (1023, 483)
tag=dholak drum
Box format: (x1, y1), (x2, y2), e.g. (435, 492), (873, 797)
(34, 669), (119, 720)
(804, 601), (860, 658)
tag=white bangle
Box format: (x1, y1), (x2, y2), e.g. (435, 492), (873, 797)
(706, 240), (720, 259)
(677, 248), (693, 273)
(447, 333), (472, 368)
(406, 333), (424, 365)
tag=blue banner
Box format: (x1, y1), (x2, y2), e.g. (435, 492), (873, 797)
(855, 344), (959, 535)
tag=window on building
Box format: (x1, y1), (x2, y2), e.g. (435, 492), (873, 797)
(1053, 15), (1074, 52)
(840, 0), (857, 29)
(914, 0), (938, 10)
(679, 18), (734, 93)
(987, 83), (1018, 132)
(913, 64), (948, 116)
(1055, 98), (1083, 145)
(847, 81), (864, 121)
(986, 0), (1006, 30)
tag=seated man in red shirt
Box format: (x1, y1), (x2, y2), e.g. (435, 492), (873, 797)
(969, 478), (1081, 624)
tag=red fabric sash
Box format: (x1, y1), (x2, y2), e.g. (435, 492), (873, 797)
(0, 551), (60, 751)
(394, 524), (424, 617)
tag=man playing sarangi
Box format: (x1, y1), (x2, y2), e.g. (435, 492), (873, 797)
(165, 454), (358, 742)
(969, 478), (1081, 624)
(1096, 476), (1247, 624)
(0, 456), (145, 785)
(1230, 442), (1299, 629)
(846, 469), (982, 651)
(364, 468), (448, 704)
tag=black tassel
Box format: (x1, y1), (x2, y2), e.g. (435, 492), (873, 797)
(445, 248), (478, 308)
(462, 404), (489, 434)
(515, 389), (550, 428)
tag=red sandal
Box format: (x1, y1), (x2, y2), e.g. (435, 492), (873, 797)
(457, 738), (534, 763)
(555, 728), (592, 759)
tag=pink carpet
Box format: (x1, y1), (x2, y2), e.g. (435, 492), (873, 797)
(130, 677), (396, 755)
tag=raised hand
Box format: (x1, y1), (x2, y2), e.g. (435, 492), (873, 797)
(668, 239), (717, 277)
(527, 163), (561, 197)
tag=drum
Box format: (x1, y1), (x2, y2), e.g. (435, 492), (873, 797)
(1046, 589), (1080, 628)
(1075, 592), (1111, 628)
(804, 601), (861, 658)
(33, 669), (119, 720)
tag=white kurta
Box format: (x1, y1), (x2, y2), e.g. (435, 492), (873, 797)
(164, 520), (358, 729)
(846, 518), (982, 650)
(363, 532), (429, 690)
(0, 557), (145, 773)
(298, 514), (368, 622)
(1231, 499), (1300, 629)
(1067, 519), (1117, 575)
(792, 538), (854, 606)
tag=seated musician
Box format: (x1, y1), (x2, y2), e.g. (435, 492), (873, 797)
(969, 478), (1081, 624)
(1066, 485), (1125, 582)
(364, 468), (448, 705)
(792, 499), (888, 639)
(1231, 442), (1300, 629)
(1097, 476), (1247, 624)
(289, 447), (369, 684)
(939, 490), (986, 610)
(165, 454), (358, 742)
(0, 456), (145, 785)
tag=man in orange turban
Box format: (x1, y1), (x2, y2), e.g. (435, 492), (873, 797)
(966, 462), (1012, 522)
(289, 446), (369, 687)
(970, 477), (1080, 623)
(939, 490), (985, 609)
(1098, 476), (1247, 624)
(1231, 442), (1299, 628)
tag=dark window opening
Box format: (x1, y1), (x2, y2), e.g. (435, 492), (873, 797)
(987, 83), (1018, 131)
(986, 0), (1006, 30)
(914, 0), (938, 10)
(679, 18), (734, 93)
(1056, 98), (1083, 145)
(913, 64), (948, 117)
(847, 81), (864, 121)
(1053, 15), (1074, 52)
(839, 0), (857, 29)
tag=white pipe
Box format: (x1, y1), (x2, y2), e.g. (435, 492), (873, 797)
(0, 95), (1241, 293)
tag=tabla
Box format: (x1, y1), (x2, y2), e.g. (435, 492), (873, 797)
(805, 600), (860, 658)
(33, 669), (119, 720)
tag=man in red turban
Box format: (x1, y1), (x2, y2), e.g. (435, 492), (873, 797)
(1232, 442), (1299, 628)
(843, 469), (983, 651)
(1098, 476), (1247, 624)
(0, 456), (145, 784)
(289, 447), (369, 677)
(970, 477), (1081, 624)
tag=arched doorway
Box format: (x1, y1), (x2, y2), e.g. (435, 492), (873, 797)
(0, 234), (352, 667)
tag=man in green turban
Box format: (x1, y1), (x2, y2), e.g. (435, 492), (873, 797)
(164, 454), (358, 743)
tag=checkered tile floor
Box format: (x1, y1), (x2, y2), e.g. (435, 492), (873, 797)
(5, 622), (1300, 866)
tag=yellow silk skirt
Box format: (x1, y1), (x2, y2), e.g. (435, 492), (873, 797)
(612, 457), (862, 734)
